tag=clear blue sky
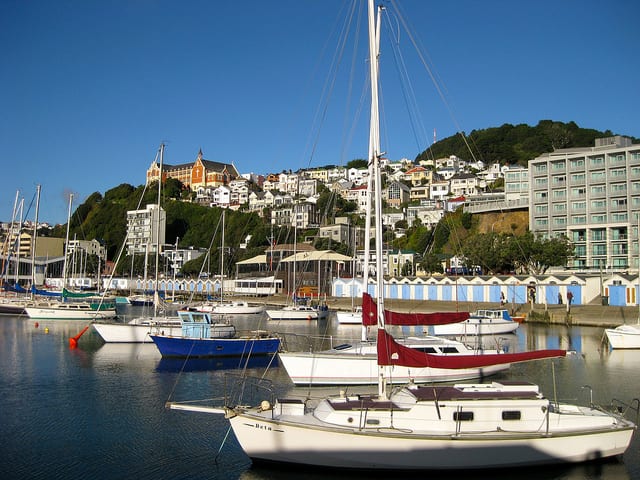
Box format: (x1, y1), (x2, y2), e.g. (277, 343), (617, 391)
(2, 0), (638, 225)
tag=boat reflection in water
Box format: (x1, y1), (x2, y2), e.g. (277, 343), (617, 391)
(156, 354), (278, 373)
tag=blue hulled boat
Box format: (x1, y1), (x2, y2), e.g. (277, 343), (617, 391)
(150, 309), (280, 358)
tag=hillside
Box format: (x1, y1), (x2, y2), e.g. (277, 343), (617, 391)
(416, 120), (637, 166)
(45, 120), (636, 274)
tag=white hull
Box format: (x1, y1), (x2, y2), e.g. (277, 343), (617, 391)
(336, 311), (362, 324)
(279, 351), (508, 385)
(605, 324), (640, 349)
(198, 301), (265, 315)
(93, 319), (182, 343)
(25, 304), (117, 320)
(171, 381), (635, 469)
(433, 318), (519, 336)
(266, 307), (319, 321)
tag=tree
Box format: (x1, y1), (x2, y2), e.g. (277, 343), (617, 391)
(513, 232), (573, 275)
(419, 253), (444, 274)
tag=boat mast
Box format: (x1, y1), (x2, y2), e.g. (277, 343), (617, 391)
(154, 143), (165, 318)
(220, 209), (225, 303)
(30, 185), (41, 293)
(61, 193), (74, 295)
(368, 0), (386, 397)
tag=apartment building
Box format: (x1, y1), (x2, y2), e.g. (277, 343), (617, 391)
(126, 204), (166, 255)
(529, 136), (640, 272)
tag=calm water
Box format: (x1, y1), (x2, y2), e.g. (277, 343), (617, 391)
(1, 306), (640, 480)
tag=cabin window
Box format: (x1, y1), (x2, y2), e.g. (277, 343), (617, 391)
(502, 411), (521, 420)
(366, 419), (380, 425)
(441, 347), (460, 354)
(414, 347), (438, 354)
(453, 411), (474, 422)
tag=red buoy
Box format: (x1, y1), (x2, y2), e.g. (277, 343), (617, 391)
(69, 325), (90, 349)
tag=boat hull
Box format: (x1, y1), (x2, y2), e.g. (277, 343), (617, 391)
(196, 301), (265, 315)
(605, 325), (640, 349)
(266, 309), (318, 321)
(228, 413), (633, 470)
(93, 322), (182, 343)
(150, 334), (280, 358)
(25, 305), (117, 320)
(336, 311), (361, 324)
(278, 351), (508, 385)
(433, 319), (519, 336)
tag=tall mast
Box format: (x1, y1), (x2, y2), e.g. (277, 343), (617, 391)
(154, 143), (165, 317)
(61, 193), (73, 293)
(368, 0), (386, 397)
(31, 185), (41, 291)
(220, 209), (225, 303)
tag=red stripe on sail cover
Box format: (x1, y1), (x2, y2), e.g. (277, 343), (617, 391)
(376, 330), (566, 368)
(362, 293), (469, 326)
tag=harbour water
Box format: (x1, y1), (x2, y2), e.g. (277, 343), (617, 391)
(1, 306), (640, 480)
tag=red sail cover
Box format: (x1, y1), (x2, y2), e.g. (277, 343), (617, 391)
(377, 329), (566, 368)
(361, 292), (469, 326)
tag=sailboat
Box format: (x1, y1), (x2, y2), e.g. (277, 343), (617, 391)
(265, 225), (328, 320)
(0, 189), (36, 315)
(25, 193), (117, 320)
(279, 292), (563, 385)
(605, 321), (640, 349)
(336, 226), (363, 324)
(192, 209), (265, 316)
(167, 1), (635, 468)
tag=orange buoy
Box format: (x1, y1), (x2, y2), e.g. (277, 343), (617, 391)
(69, 325), (90, 349)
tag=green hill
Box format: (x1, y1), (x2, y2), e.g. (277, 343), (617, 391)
(417, 120), (637, 165)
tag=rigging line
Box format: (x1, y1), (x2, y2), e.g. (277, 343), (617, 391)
(381, 8), (430, 155)
(389, 0), (480, 164)
(303, 0), (358, 169)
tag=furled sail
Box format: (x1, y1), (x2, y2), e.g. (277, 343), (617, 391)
(30, 285), (62, 297)
(377, 329), (566, 368)
(362, 292), (469, 326)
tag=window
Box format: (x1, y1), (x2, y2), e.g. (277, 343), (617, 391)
(571, 201), (586, 210)
(552, 203), (566, 212)
(535, 177), (548, 187)
(572, 216), (586, 224)
(535, 191), (548, 200)
(591, 185), (606, 196)
(611, 183), (627, 193)
(570, 158), (585, 168)
(453, 411), (474, 422)
(552, 189), (566, 199)
(591, 199), (606, 209)
(534, 164), (548, 173)
(571, 173), (585, 183)
(571, 187), (586, 197)
(535, 205), (548, 214)
(590, 156), (605, 167)
(610, 168), (626, 178)
(590, 171), (606, 181)
(502, 411), (522, 421)
(552, 175), (566, 185)
(593, 245), (607, 255)
(591, 214), (606, 223)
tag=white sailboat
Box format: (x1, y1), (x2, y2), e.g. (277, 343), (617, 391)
(167, 1), (635, 469)
(432, 309), (520, 336)
(605, 322), (640, 349)
(193, 210), (265, 316)
(265, 225), (327, 321)
(25, 193), (117, 320)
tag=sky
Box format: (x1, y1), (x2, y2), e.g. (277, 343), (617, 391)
(2, 0), (638, 225)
